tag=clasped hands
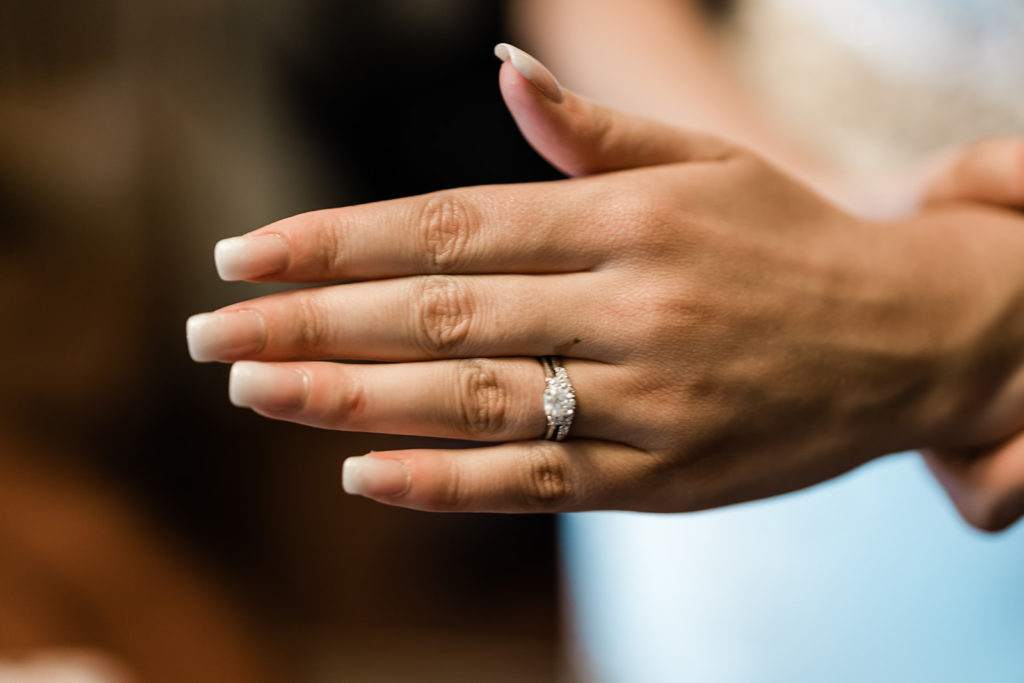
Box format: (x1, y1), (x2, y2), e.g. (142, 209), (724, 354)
(187, 44), (1024, 530)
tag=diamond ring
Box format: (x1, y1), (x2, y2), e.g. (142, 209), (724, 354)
(540, 356), (576, 441)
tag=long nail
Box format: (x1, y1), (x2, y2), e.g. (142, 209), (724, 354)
(343, 456), (410, 498)
(494, 43), (564, 103)
(229, 361), (308, 411)
(214, 233), (289, 281)
(186, 310), (266, 362)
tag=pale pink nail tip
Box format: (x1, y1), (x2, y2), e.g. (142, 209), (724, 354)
(494, 42), (564, 103)
(214, 233), (289, 281)
(342, 456), (410, 498)
(229, 361), (307, 410)
(185, 310), (266, 362)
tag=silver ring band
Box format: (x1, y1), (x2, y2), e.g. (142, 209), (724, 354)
(540, 356), (576, 441)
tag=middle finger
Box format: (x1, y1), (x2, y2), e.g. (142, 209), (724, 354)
(186, 273), (618, 363)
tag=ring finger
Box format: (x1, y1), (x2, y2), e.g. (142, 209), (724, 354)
(227, 357), (632, 443)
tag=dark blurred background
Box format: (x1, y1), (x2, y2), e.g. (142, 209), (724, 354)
(0, 1), (564, 680)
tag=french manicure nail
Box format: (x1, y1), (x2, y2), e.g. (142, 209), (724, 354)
(229, 361), (307, 410)
(343, 456), (410, 498)
(186, 310), (266, 362)
(494, 42), (564, 103)
(214, 233), (289, 281)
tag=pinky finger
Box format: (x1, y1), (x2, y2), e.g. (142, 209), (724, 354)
(341, 440), (654, 513)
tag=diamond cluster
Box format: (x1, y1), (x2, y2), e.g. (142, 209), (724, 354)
(543, 365), (576, 438)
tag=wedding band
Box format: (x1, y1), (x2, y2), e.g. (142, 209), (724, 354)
(540, 356), (576, 441)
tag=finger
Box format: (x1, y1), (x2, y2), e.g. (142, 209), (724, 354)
(494, 42), (734, 177)
(187, 273), (617, 363)
(214, 180), (606, 283)
(340, 440), (656, 513)
(923, 138), (1024, 208)
(228, 357), (627, 443)
(923, 435), (1024, 532)
(213, 45), (735, 286)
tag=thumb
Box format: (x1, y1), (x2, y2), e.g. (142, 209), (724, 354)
(494, 43), (732, 177)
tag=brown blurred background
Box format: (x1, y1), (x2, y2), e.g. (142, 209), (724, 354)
(0, 1), (564, 680)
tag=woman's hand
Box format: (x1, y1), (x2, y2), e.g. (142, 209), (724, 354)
(919, 138), (1024, 531)
(186, 45), (1024, 523)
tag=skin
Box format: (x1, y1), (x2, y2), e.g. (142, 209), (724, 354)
(509, 2), (1024, 530)
(187, 54), (1024, 529)
(919, 139), (1024, 531)
(512, 0), (871, 207)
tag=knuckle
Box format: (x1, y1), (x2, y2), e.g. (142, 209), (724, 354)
(617, 195), (665, 232)
(595, 184), (678, 254)
(293, 294), (333, 354)
(422, 457), (466, 512)
(452, 359), (509, 439)
(337, 371), (367, 423)
(607, 279), (699, 347)
(520, 442), (572, 510)
(315, 212), (347, 274)
(417, 189), (478, 272)
(576, 102), (616, 161)
(716, 151), (775, 197)
(415, 275), (474, 356)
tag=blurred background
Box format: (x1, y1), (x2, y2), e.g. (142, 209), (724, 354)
(4, 0), (1024, 681)
(0, 2), (563, 681)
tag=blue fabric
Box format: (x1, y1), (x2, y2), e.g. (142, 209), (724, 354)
(563, 453), (1024, 682)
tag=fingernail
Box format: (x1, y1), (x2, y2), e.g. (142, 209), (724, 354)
(186, 310), (266, 362)
(343, 456), (410, 498)
(494, 42), (564, 103)
(214, 233), (289, 281)
(229, 361), (307, 410)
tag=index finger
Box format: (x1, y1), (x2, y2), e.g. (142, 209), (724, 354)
(214, 180), (609, 282)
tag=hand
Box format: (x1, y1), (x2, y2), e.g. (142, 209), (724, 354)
(918, 138), (1024, 531)
(923, 139), (1024, 209)
(186, 45), (1024, 522)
